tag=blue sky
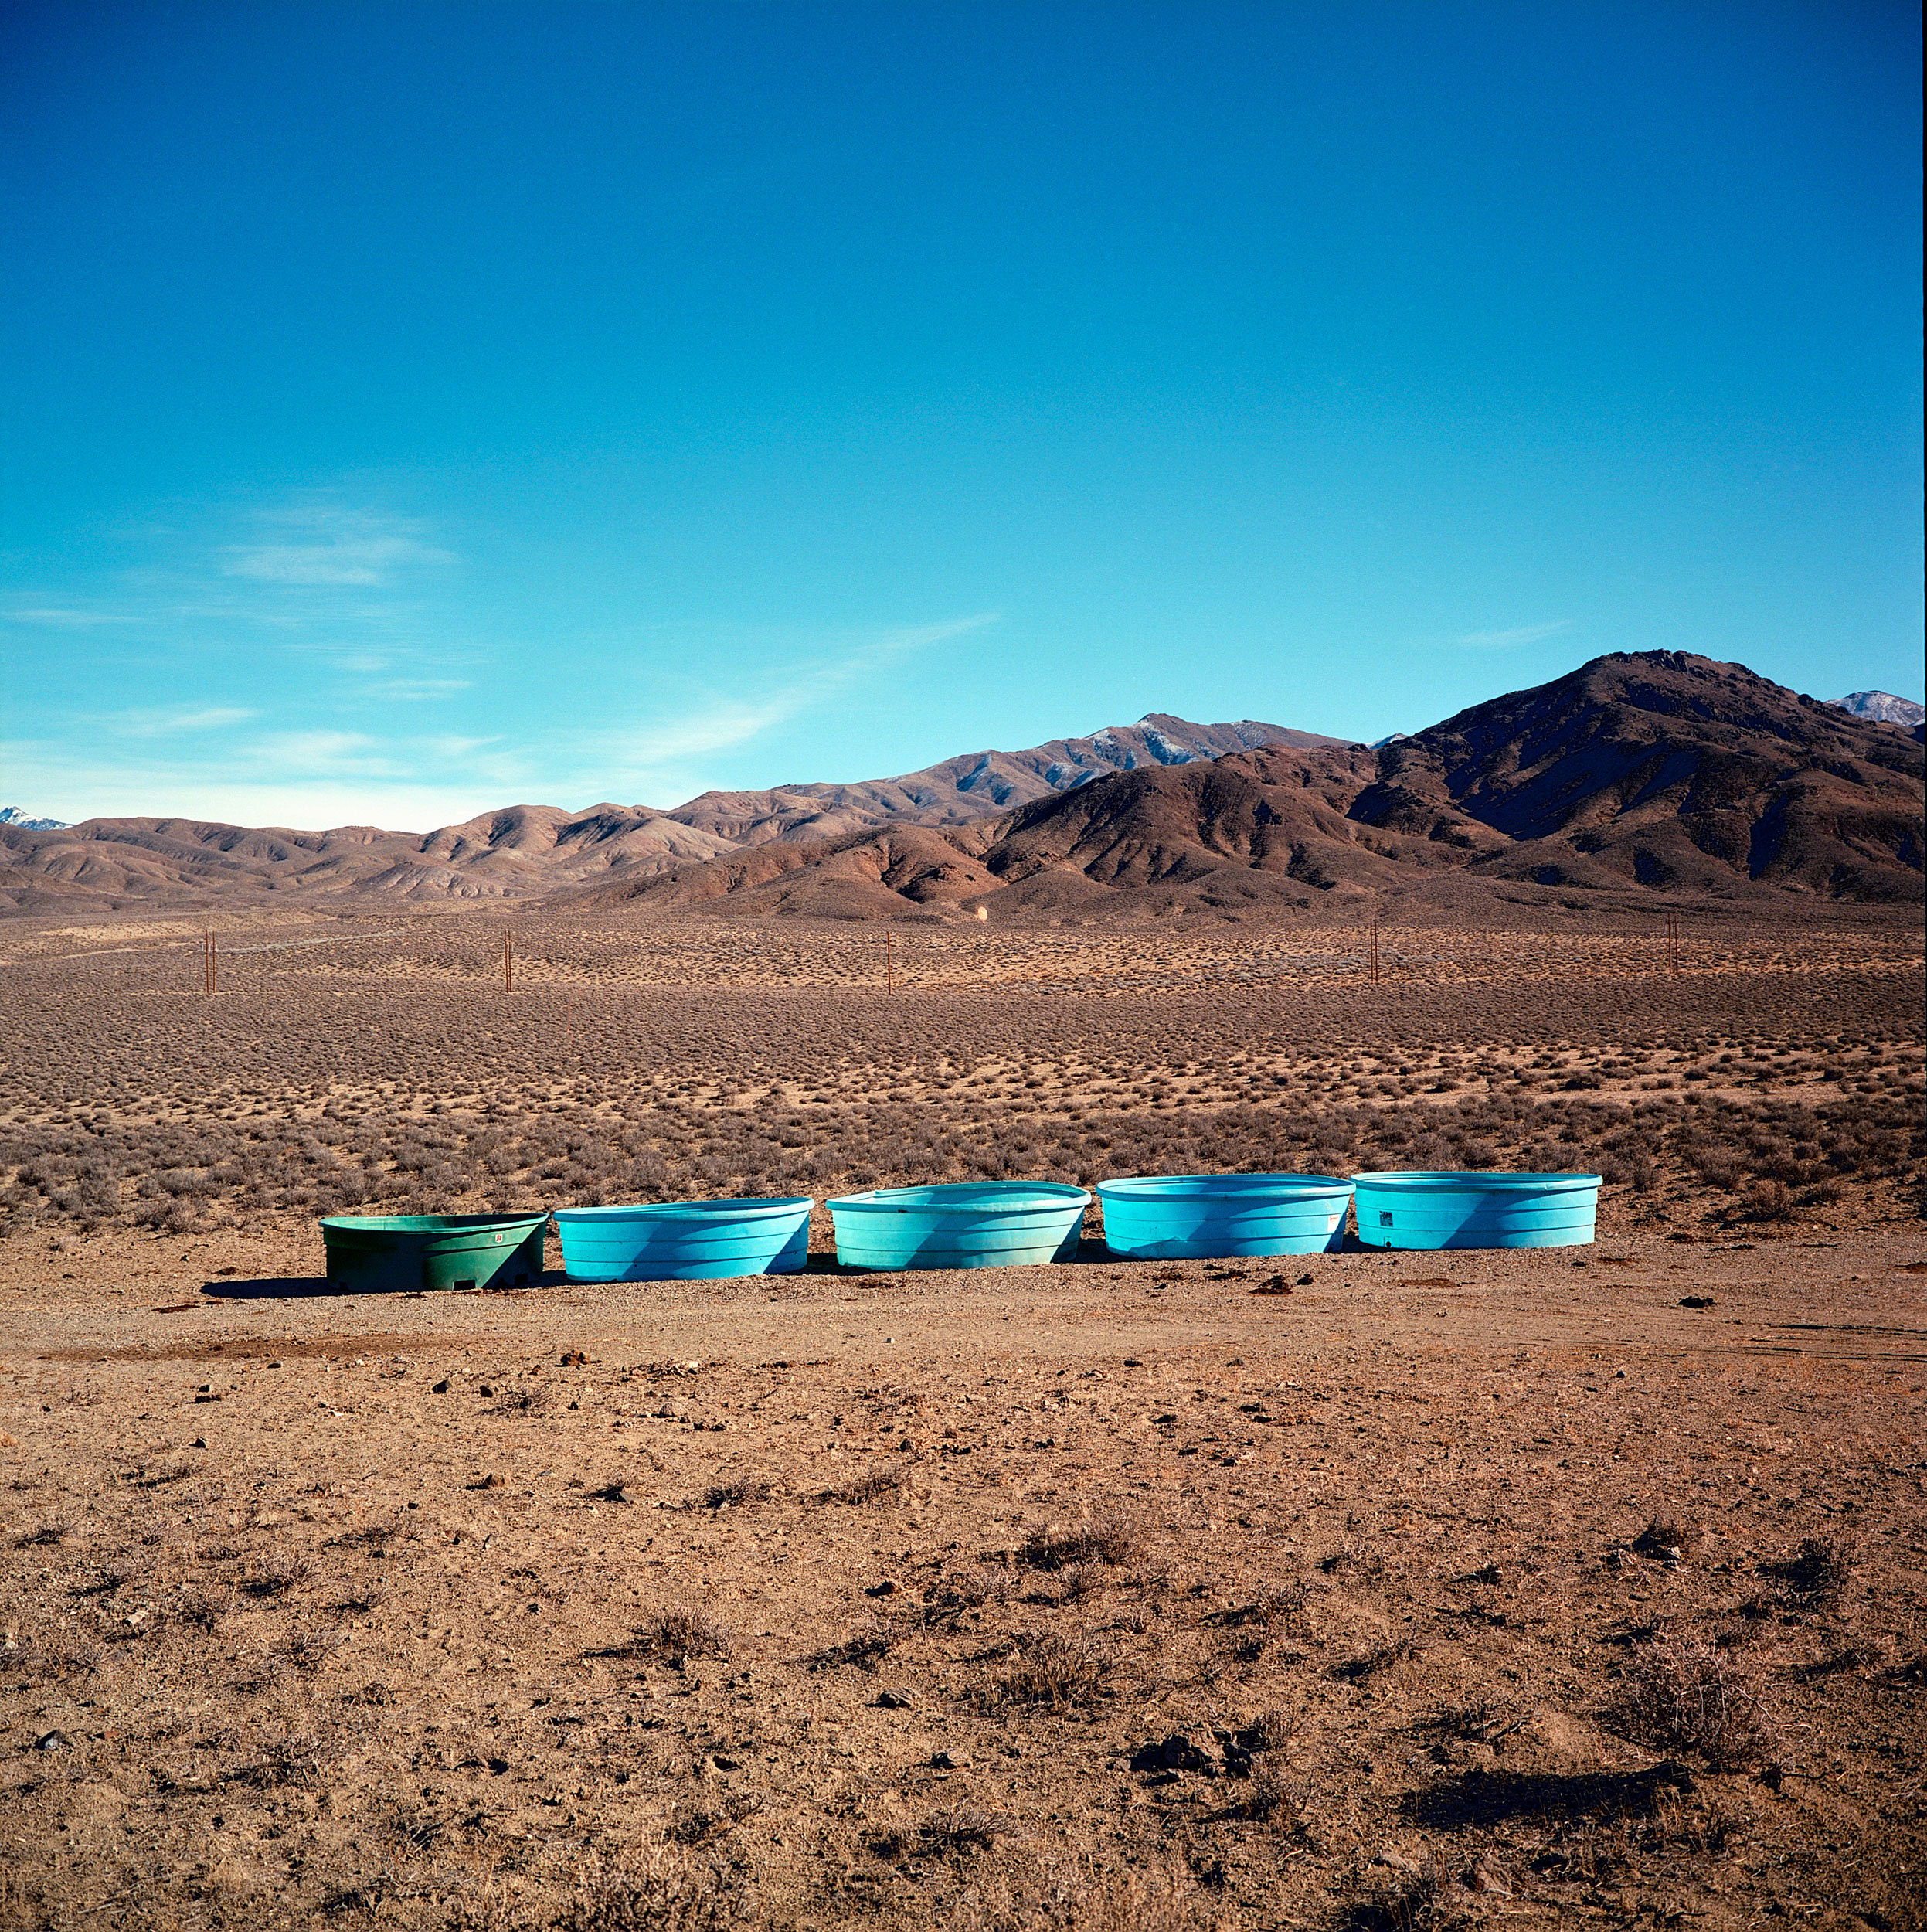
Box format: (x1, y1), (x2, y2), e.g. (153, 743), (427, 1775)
(3, 2), (1920, 831)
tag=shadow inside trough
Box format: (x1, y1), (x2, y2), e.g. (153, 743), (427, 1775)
(1401, 1761), (1692, 1830)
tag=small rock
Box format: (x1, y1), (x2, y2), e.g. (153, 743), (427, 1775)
(559, 1351), (586, 1366)
(865, 1578), (899, 1597)
(1678, 1295), (1715, 1310)
(33, 1730), (72, 1752)
(433, 1379), (450, 1393)
(469, 1474), (504, 1491)
(875, 1689), (915, 1709)
(932, 1747), (971, 1770)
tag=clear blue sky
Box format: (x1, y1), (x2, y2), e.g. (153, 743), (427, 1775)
(3, 2), (1920, 831)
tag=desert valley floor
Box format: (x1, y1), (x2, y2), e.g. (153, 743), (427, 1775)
(1, 903), (1922, 1930)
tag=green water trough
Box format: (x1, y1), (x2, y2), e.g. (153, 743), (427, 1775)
(319, 1213), (548, 1293)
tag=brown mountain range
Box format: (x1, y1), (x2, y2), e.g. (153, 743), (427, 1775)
(587, 653), (1925, 921)
(3, 655), (1919, 920)
(659, 713), (1348, 846)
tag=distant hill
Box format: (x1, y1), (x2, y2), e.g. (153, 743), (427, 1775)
(5, 668), (1919, 919)
(1347, 651), (1923, 902)
(0, 713), (1344, 915)
(0, 804), (737, 914)
(658, 714), (1351, 846)
(0, 806), (68, 830)
(590, 653), (1925, 920)
(1829, 689), (1925, 729)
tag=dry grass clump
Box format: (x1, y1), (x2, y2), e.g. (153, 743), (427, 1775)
(1631, 1515), (1691, 1560)
(919, 1804), (1020, 1852)
(617, 1607), (735, 1666)
(451, 1841), (744, 1932)
(821, 1464), (910, 1506)
(804, 1625), (896, 1672)
(237, 1556), (311, 1600)
(1021, 1512), (1140, 1571)
(1605, 1631), (1776, 1769)
(1344, 1859), (1453, 1932)
(694, 1477), (773, 1511)
(954, 1852), (1198, 1932)
(1766, 1534), (1848, 1606)
(996, 1631), (1110, 1707)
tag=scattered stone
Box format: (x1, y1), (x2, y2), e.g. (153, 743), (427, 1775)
(932, 1747), (972, 1770)
(1250, 1277), (1293, 1297)
(875, 1689), (915, 1709)
(33, 1730), (72, 1752)
(1679, 1295), (1716, 1309)
(865, 1578), (899, 1597)
(469, 1474), (504, 1490)
(433, 1379), (450, 1393)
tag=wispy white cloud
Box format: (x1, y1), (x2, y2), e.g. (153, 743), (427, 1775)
(371, 677), (472, 701)
(114, 705), (259, 737)
(218, 505), (454, 587)
(1453, 619), (1573, 649)
(2, 606), (133, 628)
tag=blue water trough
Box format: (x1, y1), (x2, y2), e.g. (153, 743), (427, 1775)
(1351, 1170), (1601, 1250)
(1096, 1173), (1353, 1258)
(553, 1196), (813, 1281)
(828, 1182), (1090, 1271)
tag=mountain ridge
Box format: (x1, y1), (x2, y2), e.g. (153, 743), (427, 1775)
(4, 663), (1920, 917)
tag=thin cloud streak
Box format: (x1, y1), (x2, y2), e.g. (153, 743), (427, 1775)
(114, 705), (259, 737)
(1454, 619), (1573, 648)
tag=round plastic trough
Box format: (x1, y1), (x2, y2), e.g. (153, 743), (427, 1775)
(1096, 1172), (1354, 1259)
(318, 1213), (547, 1293)
(1351, 1171), (1601, 1250)
(828, 1182), (1090, 1272)
(553, 1196), (812, 1281)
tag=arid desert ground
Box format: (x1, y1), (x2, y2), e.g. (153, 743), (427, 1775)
(2, 903), (1923, 1930)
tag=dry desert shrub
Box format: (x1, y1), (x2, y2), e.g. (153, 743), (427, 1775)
(620, 1607), (734, 1666)
(955, 1852), (1198, 1932)
(1766, 1534), (1848, 1607)
(821, 1464), (909, 1506)
(804, 1624), (896, 1672)
(995, 1631), (1110, 1708)
(1606, 1632), (1776, 1770)
(449, 1841), (745, 1932)
(1344, 1859), (1457, 1932)
(1021, 1512), (1141, 1571)
(693, 1477), (773, 1511)
(918, 1804), (1020, 1852)
(1631, 1515), (1691, 1561)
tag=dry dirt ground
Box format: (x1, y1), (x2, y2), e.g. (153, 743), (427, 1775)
(1, 908), (1922, 1930)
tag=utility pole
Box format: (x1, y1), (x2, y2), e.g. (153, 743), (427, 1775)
(1368, 917), (1380, 986)
(885, 930), (894, 992)
(504, 930), (514, 994)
